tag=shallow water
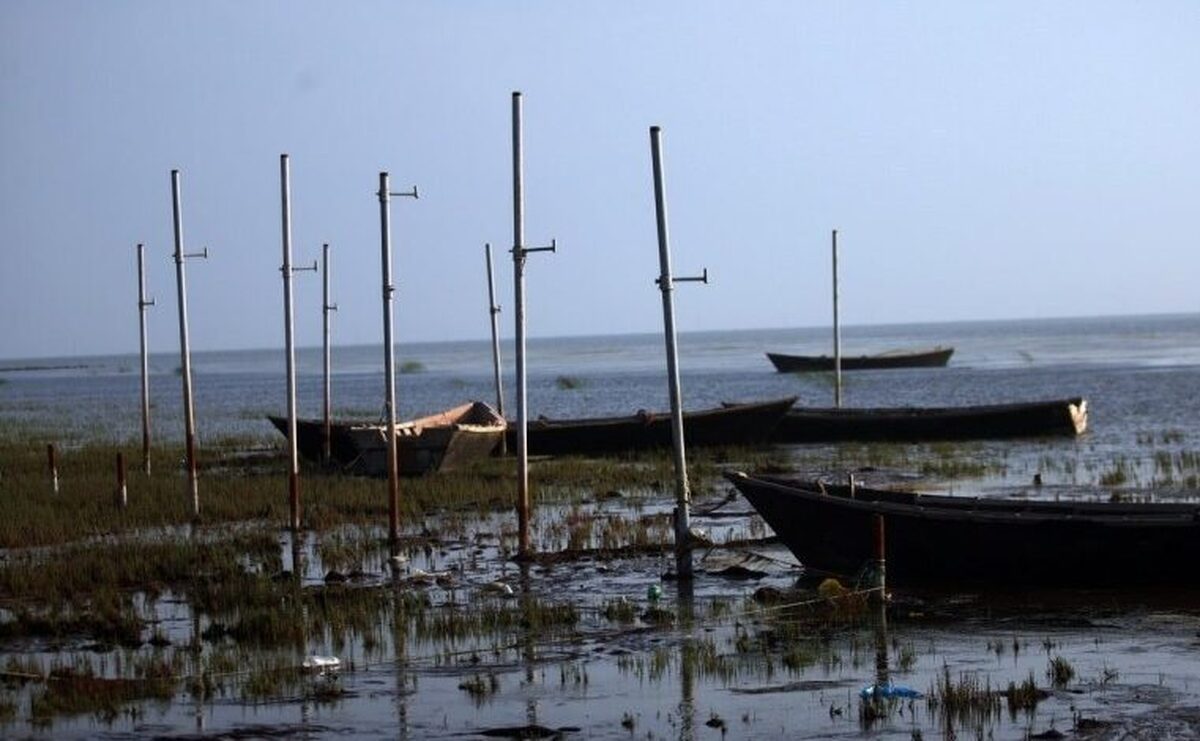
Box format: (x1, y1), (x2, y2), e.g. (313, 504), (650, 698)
(2, 314), (1199, 737)
(4, 488), (1200, 740)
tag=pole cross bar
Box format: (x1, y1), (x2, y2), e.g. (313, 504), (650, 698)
(513, 238), (557, 257)
(389, 188), (420, 199)
(139, 297), (157, 308)
(287, 260), (318, 274)
(657, 267), (709, 286)
(181, 248), (209, 261)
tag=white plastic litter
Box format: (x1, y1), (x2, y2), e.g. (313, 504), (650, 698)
(302, 655), (342, 673)
(483, 581), (514, 596)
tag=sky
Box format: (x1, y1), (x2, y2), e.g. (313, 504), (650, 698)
(2, 1), (1198, 360)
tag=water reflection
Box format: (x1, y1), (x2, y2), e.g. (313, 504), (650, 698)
(674, 579), (696, 741)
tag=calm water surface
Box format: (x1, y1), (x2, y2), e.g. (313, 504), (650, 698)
(2, 313), (1199, 739)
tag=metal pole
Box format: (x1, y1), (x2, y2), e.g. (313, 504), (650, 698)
(280, 154), (301, 533)
(322, 242), (337, 464)
(509, 91), (556, 559)
(512, 91), (530, 558)
(650, 125), (693, 580)
(379, 172), (400, 543)
(136, 243), (155, 476)
(485, 243), (505, 451)
(171, 169), (200, 519)
(872, 513), (887, 602)
(377, 173), (418, 544)
(832, 229), (842, 408)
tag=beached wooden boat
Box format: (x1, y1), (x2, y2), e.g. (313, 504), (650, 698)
(509, 397), (797, 456)
(773, 397), (1087, 442)
(766, 346), (953, 373)
(268, 401), (506, 476)
(726, 471), (1200, 586)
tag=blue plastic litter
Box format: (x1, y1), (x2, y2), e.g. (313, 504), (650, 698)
(860, 681), (923, 700)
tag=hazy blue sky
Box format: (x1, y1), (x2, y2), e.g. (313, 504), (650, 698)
(2, 2), (1197, 360)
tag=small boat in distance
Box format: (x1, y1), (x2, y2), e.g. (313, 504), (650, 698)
(726, 471), (1200, 587)
(268, 401), (506, 476)
(510, 397), (796, 456)
(766, 346), (953, 373)
(772, 397), (1087, 443)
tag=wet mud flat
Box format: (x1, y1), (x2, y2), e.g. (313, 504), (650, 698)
(1, 481), (1198, 741)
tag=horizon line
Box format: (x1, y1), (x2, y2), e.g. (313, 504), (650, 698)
(3, 309), (1195, 364)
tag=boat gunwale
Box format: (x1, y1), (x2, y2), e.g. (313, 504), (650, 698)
(526, 397), (797, 430)
(728, 471), (1200, 525)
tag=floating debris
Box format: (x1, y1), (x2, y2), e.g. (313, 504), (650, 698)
(301, 656), (341, 675)
(860, 681), (923, 700)
(482, 580), (514, 596)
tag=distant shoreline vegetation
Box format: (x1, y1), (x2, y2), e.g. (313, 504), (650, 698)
(0, 363), (89, 373)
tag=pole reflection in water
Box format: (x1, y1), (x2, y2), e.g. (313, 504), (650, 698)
(518, 563), (539, 729)
(192, 610), (204, 733)
(874, 601), (890, 690)
(288, 531), (304, 583)
(390, 540), (412, 740)
(674, 579), (696, 741)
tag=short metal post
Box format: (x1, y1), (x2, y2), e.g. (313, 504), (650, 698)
(170, 169), (207, 519)
(116, 452), (127, 509)
(136, 243), (155, 476)
(872, 513), (887, 602)
(47, 443), (58, 494)
(650, 125), (709, 581)
(378, 172), (418, 544)
(510, 91), (557, 560)
(322, 243), (337, 464)
(832, 229), (842, 408)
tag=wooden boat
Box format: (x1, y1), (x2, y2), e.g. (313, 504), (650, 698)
(726, 471), (1200, 587)
(268, 401), (506, 476)
(773, 397), (1087, 442)
(766, 346), (953, 373)
(509, 397), (797, 456)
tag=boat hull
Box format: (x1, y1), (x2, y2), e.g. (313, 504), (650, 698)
(268, 401), (505, 476)
(510, 397), (796, 456)
(726, 472), (1200, 587)
(766, 347), (953, 373)
(774, 398), (1087, 442)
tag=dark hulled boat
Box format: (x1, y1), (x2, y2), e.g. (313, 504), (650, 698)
(268, 401), (506, 476)
(774, 397), (1087, 443)
(510, 397), (796, 456)
(766, 346), (953, 373)
(726, 471), (1200, 587)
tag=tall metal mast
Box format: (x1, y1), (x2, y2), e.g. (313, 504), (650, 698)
(649, 126), (708, 580)
(170, 169), (207, 518)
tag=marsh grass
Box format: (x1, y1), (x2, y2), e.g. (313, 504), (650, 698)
(927, 664), (999, 726)
(29, 666), (174, 724)
(0, 431), (800, 551)
(458, 672), (499, 702)
(1004, 672), (1043, 715)
(1047, 655), (1075, 688)
(785, 441), (1002, 483)
(0, 428), (995, 728)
